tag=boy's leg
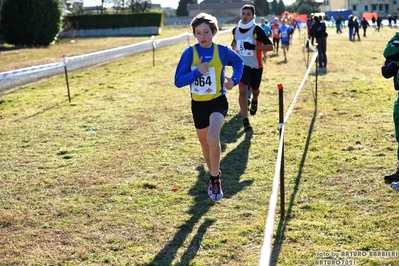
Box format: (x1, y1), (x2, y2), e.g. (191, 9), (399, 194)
(385, 97), (399, 183)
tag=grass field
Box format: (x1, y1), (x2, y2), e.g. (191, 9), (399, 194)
(1, 25), (399, 265)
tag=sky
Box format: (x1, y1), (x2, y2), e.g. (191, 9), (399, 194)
(84, 0), (297, 9)
(151, 0), (297, 9)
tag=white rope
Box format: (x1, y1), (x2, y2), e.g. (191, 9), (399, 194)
(0, 61), (64, 80)
(259, 50), (319, 266)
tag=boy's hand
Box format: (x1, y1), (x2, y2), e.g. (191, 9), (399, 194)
(197, 56), (209, 75)
(224, 77), (234, 90)
(244, 42), (255, 50)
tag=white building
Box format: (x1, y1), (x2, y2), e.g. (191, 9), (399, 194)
(347, 0), (399, 18)
(317, 0), (346, 12)
(64, 0), (84, 11)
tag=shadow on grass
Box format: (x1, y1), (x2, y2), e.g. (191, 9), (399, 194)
(13, 103), (61, 122)
(0, 40), (51, 51)
(270, 86), (318, 266)
(148, 113), (254, 265)
(0, 45), (20, 52)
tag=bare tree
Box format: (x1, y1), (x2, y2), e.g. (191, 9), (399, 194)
(127, 0), (151, 12)
(99, 0), (111, 14)
(111, 0), (128, 13)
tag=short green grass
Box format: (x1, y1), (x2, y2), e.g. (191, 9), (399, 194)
(1, 25), (399, 265)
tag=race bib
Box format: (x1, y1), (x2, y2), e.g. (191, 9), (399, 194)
(190, 67), (217, 95)
(237, 38), (254, 57)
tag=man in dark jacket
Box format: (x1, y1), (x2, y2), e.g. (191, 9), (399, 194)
(311, 15), (327, 68)
(335, 15), (342, 34)
(376, 16), (382, 32)
(307, 16), (314, 46)
(361, 17), (369, 37)
(348, 15), (354, 40)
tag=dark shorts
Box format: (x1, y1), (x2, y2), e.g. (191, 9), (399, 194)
(191, 95), (228, 129)
(240, 65), (263, 91)
(282, 40), (290, 46)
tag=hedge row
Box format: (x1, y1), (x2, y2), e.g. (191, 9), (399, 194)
(63, 12), (164, 30)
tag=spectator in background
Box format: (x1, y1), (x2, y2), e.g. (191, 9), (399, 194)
(348, 15), (354, 41)
(307, 15), (314, 46)
(330, 16), (335, 27)
(376, 15), (382, 32)
(295, 18), (301, 33)
(353, 16), (361, 41)
(335, 15), (342, 34)
(311, 15), (327, 68)
(361, 17), (370, 37)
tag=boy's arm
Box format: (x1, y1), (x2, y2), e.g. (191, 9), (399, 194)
(219, 45), (243, 86)
(382, 60), (399, 79)
(174, 47), (202, 88)
(228, 49), (243, 86)
(248, 26), (273, 52)
(231, 27), (237, 51)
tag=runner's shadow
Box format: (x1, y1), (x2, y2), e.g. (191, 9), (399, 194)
(148, 114), (253, 265)
(276, 60), (288, 65)
(12, 104), (60, 122)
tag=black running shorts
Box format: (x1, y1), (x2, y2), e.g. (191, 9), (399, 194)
(191, 95), (228, 129)
(240, 65), (263, 91)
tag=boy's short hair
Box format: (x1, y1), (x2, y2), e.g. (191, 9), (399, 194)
(190, 12), (218, 34)
(241, 4), (255, 15)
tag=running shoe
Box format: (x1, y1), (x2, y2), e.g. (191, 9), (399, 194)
(391, 181), (399, 191)
(384, 165), (399, 184)
(249, 100), (258, 116)
(208, 174), (223, 201)
(243, 118), (252, 132)
(208, 170), (221, 197)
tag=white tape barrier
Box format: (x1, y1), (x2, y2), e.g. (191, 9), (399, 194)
(0, 61), (65, 80)
(259, 128), (285, 266)
(0, 29), (231, 92)
(259, 51), (319, 266)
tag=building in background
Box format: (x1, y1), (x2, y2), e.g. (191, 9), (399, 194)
(317, 0), (346, 12)
(65, 0), (84, 10)
(347, 0), (399, 18)
(331, 0), (346, 10)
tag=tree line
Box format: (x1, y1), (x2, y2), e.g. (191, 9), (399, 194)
(176, 0), (322, 17)
(0, 0), (323, 46)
